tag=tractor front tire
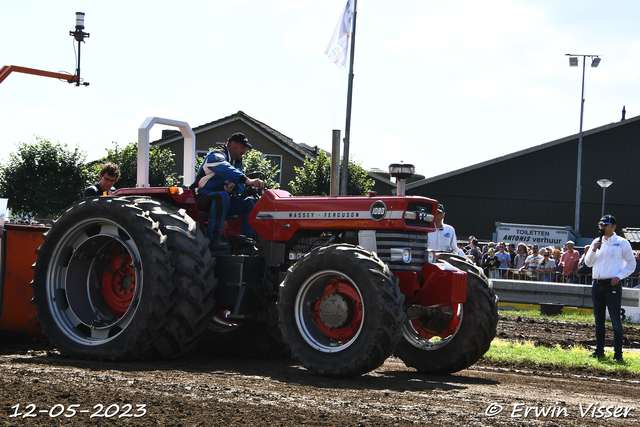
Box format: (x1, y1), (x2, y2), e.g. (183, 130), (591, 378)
(394, 252), (498, 375)
(32, 196), (215, 361)
(278, 245), (405, 377)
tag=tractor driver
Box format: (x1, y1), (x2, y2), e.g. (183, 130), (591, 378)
(83, 162), (120, 198)
(192, 132), (264, 253)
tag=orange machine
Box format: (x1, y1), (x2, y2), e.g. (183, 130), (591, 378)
(0, 65), (79, 85)
(0, 224), (48, 340)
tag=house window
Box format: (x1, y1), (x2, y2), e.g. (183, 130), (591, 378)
(264, 154), (282, 185)
(195, 150), (209, 171)
(196, 142), (225, 159)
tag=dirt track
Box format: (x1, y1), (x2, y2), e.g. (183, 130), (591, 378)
(1, 316), (640, 426)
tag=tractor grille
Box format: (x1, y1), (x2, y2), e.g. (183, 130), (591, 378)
(374, 230), (429, 272)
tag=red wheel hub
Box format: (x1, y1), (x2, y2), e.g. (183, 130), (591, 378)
(411, 304), (461, 339)
(213, 310), (237, 326)
(311, 278), (363, 343)
(101, 253), (136, 317)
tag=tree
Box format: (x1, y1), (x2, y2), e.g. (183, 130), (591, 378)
(194, 148), (280, 190)
(289, 150), (373, 196)
(0, 137), (90, 218)
(88, 142), (179, 188)
(242, 149), (280, 190)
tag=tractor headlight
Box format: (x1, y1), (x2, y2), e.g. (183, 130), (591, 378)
(427, 250), (437, 264)
(390, 248), (412, 264)
(404, 208), (434, 222)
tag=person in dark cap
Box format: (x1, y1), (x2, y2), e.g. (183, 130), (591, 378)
(192, 132), (264, 253)
(427, 203), (463, 256)
(584, 214), (636, 362)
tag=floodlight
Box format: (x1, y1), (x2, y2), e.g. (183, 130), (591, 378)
(597, 179), (612, 189)
(389, 163), (415, 179)
(75, 12), (85, 30)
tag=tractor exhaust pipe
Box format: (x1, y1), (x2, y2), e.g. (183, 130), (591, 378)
(389, 163), (415, 196)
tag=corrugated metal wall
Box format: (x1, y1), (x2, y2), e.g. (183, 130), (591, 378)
(371, 179), (395, 195)
(405, 116), (640, 241)
(580, 118), (640, 235)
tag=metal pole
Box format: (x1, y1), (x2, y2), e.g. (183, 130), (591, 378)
(330, 130), (341, 197)
(574, 57), (586, 236)
(340, 0), (357, 196)
(75, 39), (82, 87)
(601, 187), (606, 217)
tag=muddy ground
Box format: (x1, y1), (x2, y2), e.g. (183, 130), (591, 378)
(1, 316), (640, 426)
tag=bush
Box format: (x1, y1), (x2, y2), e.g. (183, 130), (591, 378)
(0, 137), (90, 218)
(289, 150), (373, 196)
(88, 142), (179, 188)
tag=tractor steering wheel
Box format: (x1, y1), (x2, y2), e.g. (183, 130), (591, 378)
(241, 171), (265, 199)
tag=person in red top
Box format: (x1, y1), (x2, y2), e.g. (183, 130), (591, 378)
(560, 240), (580, 282)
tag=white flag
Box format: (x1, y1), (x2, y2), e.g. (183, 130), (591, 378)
(324, 0), (355, 72)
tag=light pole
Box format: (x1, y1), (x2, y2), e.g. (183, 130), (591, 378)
(567, 53), (600, 236)
(70, 12), (90, 87)
(597, 179), (613, 217)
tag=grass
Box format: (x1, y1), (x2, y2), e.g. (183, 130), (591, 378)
(486, 309), (640, 375)
(499, 309), (594, 323)
(485, 340), (640, 374)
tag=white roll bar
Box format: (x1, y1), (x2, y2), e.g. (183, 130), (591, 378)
(137, 117), (195, 188)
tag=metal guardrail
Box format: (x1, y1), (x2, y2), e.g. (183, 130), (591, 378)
(492, 268), (640, 288)
(491, 279), (640, 309)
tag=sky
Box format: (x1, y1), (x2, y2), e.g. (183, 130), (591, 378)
(1, 0), (640, 179)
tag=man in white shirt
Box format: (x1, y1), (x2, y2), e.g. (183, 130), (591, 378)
(519, 244), (543, 272)
(427, 204), (464, 256)
(585, 214), (636, 362)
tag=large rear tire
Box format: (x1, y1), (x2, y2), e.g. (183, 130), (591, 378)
(32, 196), (215, 361)
(394, 252), (498, 375)
(278, 245), (405, 377)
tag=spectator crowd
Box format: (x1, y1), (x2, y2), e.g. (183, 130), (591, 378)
(457, 236), (640, 288)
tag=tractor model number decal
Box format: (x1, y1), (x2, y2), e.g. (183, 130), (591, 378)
(370, 201), (387, 221)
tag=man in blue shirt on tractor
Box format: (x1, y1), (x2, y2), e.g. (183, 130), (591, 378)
(192, 132), (264, 253)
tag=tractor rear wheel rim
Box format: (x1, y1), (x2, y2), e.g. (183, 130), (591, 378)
(295, 269), (364, 353)
(46, 218), (144, 345)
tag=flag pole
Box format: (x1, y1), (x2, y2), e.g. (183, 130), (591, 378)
(340, 0), (357, 196)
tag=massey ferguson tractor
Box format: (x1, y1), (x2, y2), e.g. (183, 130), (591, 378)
(29, 118), (498, 377)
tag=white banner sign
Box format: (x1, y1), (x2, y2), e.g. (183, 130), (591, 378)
(496, 224), (574, 246)
(0, 198), (7, 228)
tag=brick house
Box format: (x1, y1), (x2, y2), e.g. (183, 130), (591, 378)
(151, 111), (318, 191)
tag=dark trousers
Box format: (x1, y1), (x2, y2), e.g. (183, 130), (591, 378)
(196, 191), (256, 241)
(591, 280), (623, 356)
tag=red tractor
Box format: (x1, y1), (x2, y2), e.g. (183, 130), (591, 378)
(30, 119), (498, 377)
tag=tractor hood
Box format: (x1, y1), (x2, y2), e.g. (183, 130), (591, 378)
(249, 190), (438, 242)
